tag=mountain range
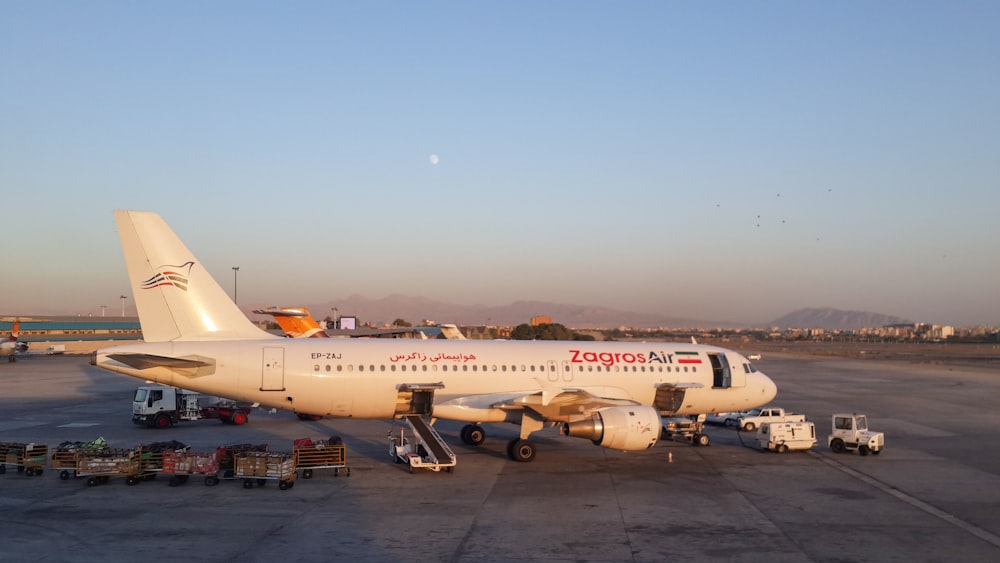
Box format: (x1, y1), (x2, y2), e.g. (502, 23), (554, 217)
(245, 295), (912, 331)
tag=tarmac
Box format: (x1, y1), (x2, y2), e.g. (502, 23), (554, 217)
(1, 350), (999, 562)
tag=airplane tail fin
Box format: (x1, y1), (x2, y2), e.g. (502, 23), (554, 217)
(439, 324), (467, 340)
(253, 307), (330, 338)
(114, 210), (277, 342)
(8, 319), (18, 340)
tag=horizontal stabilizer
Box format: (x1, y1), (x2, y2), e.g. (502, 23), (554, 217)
(107, 353), (215, 371)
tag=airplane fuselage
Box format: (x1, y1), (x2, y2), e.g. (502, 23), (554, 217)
(94, 339), (776, 422)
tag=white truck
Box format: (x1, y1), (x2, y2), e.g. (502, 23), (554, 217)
(829, 413), (884, 456)
(133, 386), (252, 429)
(738, 407), (807, 432)
(756, 421), (817, 453)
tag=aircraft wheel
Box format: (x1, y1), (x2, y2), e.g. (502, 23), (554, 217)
(508, 439), (536, 463)
(830, 439), (846, 453)
(694, 433), (710, 447)
(859, 445), (870, 456)
(466, 425), (486, 446)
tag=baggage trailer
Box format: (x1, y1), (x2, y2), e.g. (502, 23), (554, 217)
(75, 448), (154, 487)
(0, 442), (49, 477)
(162, 449), (223, 486)
(293, 438), (350, 479)
(234, 451), (296, 490)
(51, 438), (112, 480)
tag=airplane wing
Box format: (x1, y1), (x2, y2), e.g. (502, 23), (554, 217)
(494, 387), (642, 422)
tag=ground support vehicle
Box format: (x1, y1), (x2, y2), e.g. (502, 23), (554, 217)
(162, 449), (223, 486)
(133, 385), (252, 429)
(389, 415), (457, 473)
(234, 451), (296, 490)
(738, 407), (807, 432)
(75, 448), (154, 486)
(705, 411), (748, 427)
(756, 421), (817, 453)
(0, 442), (49, 476)
(829, 413), (884, 456)
(293, 437), (350, 479)
(660, 415), (711, 446)
(51, 438), (111, 480)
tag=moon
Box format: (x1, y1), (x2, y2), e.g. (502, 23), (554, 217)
(429, 154), (439, 165)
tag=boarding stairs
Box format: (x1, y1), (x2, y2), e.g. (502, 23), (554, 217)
(398, 415), (457, 472)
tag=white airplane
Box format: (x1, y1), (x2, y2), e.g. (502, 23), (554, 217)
(1, 319), (29, 362)
(92, 210), (777, 462)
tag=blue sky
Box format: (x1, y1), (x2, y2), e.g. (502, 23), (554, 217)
(2, 2), (998, 327)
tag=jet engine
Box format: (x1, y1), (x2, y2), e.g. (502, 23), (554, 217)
(561, 406), (660, 451)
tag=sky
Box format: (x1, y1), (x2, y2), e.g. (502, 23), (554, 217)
(2, 2), (998, 327)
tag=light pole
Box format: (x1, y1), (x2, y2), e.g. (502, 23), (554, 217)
(232, 266), (240, 305)
(120, 295), (127, 317)
(101, 305), (107, 317)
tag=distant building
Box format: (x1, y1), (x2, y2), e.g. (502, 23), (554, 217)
(530, 315), (553, 326)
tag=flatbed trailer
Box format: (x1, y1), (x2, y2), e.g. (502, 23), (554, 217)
(0, 442), (49, 477)
(293, 438), (350, 479)
(234, 451), (296, 490)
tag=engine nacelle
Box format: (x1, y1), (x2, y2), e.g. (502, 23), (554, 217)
(561, 406), (660, 451)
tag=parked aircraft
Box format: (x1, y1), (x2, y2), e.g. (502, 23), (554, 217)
(253, 307), (330, 338)
(92, 211), (777, 462)
(1, 320), (28, 362)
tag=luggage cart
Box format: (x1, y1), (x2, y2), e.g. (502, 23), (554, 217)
(51, 439), (112, 480)
(162, 448), (223, 486)
(292, 438), (350, 479)
(0, 442), (49, 477)
(75, 448), (149, 487)
(234, 451), (296, 490)
(216, 443), (269, 481)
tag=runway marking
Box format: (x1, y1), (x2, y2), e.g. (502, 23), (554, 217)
(0, 421), (46, 432)
(57, 423), (100, 428)
(811, 451), (1000, 549)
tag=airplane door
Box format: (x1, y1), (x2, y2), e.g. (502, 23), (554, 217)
(261, 347), (285, 391)
(709, 353), (732, 388)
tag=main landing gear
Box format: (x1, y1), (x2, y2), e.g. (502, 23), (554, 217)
(460, 424), (537, 463)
